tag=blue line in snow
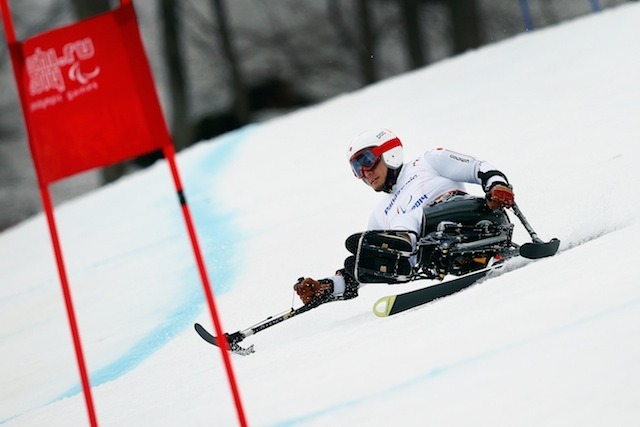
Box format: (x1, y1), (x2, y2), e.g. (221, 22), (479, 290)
(55, 126), (259, 400)
(0, 126), (258, 425)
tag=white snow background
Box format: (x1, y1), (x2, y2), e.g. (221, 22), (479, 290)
(2, 4), (640, 426)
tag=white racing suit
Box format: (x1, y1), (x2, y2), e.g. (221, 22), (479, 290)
(331, 148), (509, 296)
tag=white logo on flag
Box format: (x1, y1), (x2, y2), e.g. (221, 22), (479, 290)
(26, 38), (100, 96)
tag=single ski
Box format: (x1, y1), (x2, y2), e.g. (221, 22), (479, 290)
(373, 265), (503, 317)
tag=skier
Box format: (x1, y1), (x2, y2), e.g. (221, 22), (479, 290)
(294, 128), (515, 305)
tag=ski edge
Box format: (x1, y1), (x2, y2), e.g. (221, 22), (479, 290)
(371, 267), (496, 317)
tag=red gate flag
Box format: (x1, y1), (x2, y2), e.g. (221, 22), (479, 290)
(13, 3), (170, 184)
(2, 1), (248, 426)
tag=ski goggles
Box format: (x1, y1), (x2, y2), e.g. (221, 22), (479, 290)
(349, 137), (401, 179)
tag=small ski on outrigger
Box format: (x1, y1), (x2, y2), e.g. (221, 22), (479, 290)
(195, 289), (341, 355)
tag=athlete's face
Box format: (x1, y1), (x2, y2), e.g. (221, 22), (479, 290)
(362, 160), (388, 192)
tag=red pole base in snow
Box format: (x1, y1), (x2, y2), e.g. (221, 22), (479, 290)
(163, 145), (249, 427)
(40, 185), (99, 427)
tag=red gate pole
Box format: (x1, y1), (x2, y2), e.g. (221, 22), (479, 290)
(162, 145), (248, 427)
(2, 0), (248, 424)
(40, 185), (99, 427)
(1, 1), (98, 426)
(0, 0), (14, 41)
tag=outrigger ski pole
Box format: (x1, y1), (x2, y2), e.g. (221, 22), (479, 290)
(510, 203), (560, 259)
(195, 288), (339, 355)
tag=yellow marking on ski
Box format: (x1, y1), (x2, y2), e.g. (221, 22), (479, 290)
(373, 295), (396, 317)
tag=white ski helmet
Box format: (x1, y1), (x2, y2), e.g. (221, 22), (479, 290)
(348, 128), (404, 178)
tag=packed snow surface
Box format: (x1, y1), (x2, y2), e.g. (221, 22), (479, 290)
(1, 4), (639, 426)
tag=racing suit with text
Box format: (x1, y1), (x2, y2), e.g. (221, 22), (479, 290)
(331, 147), (509, 296)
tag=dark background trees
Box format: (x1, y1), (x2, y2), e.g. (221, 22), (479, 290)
(0, 0), (630, 229)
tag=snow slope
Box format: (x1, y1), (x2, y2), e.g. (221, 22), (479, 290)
(2, 4), (640, 426)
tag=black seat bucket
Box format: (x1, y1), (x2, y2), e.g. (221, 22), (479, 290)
(422, 196), (510, 234)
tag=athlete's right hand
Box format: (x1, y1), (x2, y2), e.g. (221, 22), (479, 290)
(294, 277), (333, 304)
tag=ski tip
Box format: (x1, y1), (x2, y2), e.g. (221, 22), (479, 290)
(520, 238), (560, 259)
(373, 295), (396, 317)
(194, 322), (219, 347)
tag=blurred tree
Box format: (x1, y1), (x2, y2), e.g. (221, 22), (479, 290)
(210, 0), (250, 125)
(400, 0), (429, 68)
(446, 0), (482, 54)
(327, 0), (384, 86)
(0, 45), (9, 136)
(326, 0), (361, 81)
(69, 0), (110, 18)
(187, 0), (341, 142)
(160, 0), (192, 151)
(539, 0), (560, 25)
(357, 0), (378, 84)
(0, 40), (6, 66)
(395, 0), (482, 63)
